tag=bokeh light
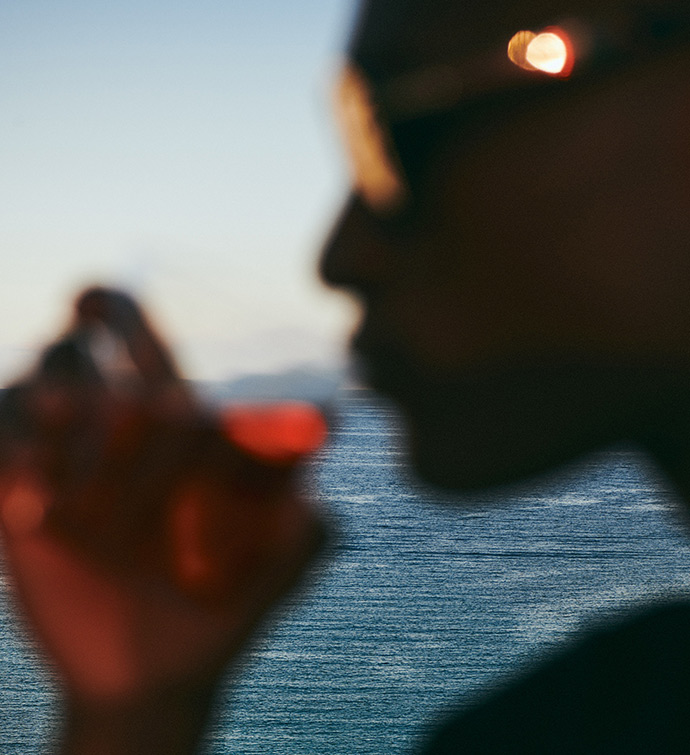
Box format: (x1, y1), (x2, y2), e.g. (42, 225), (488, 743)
(508, 27), (572, 76)
(526, 32), (569, 74)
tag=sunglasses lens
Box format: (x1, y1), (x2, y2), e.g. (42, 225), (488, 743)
(335, 65), (408, 214)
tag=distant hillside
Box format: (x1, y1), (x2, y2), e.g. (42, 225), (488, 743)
(0, 365), (369, 409)
(192, 365), (346, 406)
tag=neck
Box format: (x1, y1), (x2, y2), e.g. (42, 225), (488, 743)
(637, 381), (690, 514)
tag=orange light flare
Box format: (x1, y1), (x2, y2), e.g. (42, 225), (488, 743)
(508, 26), (575, 78)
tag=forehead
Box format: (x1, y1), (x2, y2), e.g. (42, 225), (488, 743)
(348, 0), (625, 77)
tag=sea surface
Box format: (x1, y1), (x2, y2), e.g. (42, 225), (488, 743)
(2, 390), (690, 753)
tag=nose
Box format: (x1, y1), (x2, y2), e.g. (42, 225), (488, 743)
(319, 194), (396, 293)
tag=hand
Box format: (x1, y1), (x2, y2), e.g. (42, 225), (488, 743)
(0, 288), (327, 754)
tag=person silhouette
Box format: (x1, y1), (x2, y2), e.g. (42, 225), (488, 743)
(321, 0), (690, 750)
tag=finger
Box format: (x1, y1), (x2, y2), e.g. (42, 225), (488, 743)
(0, 324), (105, 454)
(0, 385), (32, 445)
(75, 287), (184, 390)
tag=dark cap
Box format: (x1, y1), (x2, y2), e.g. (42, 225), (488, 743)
(347, 0), (680, 79)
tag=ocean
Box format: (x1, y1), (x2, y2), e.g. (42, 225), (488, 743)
(2, 389), (690, 753)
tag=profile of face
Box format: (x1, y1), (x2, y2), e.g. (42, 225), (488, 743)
(322, 0), (690, 490)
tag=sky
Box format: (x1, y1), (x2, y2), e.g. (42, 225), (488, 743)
(0, 0), (358, 384)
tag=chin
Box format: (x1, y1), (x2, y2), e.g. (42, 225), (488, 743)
(403, 416), (535, 492)
(363, 348), (635, 493)
(388, 377), (620, 494)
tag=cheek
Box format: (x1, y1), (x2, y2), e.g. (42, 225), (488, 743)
(395, 119), (687, 370)
(382, 128), (584, 367)
(388, 206), (582, 371)
(382, 76), (690, 373)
